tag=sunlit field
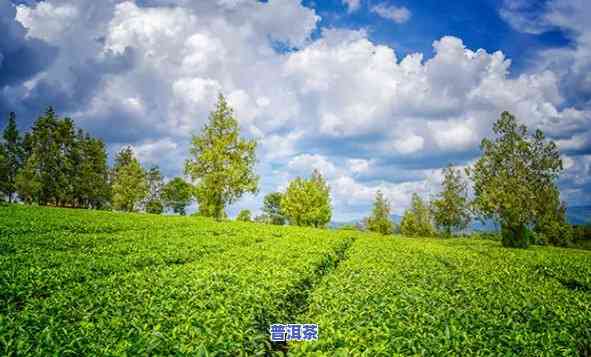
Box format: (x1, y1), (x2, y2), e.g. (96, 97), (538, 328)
(1, 205), (589, 356)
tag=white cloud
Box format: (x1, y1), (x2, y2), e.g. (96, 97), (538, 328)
(288, 154), (339, 178)
(429, 121), (478, 151)
(347, 158), (371, 174)
(371, 3), (411, 24)
(16, 2), (78, 42)
(392, 133), (425, 154)
(10, 0), (591, 219)
(342, 0), (361, 13)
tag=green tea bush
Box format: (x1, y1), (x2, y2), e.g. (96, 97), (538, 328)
(1, 205), (590, 355)
(290, 237), (591, 356)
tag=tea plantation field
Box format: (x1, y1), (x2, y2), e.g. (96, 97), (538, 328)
(1, 205), (590, 356)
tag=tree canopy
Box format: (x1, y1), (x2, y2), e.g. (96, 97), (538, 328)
(468, 111), (565, 248)
(262, 192), (286, 225)
(185, 94), (258, 220)
(144, 166), (164, 214)
(432, 164), (471, 236)
(366, 190), (395, 235)
(400, 193), (435, 237)
(161, 177), (193, 215)
(111, 147), (148, 212)
(0, 112), (25, 202)
(14, 107), (110, 208)
(281, 170), (332, 228)
(236, 209), (252, 222)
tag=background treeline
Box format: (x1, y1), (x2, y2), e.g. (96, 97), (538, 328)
(1, 98), (589, 249)
(353, 112), (586, 248)
(0, 108), (193, 215)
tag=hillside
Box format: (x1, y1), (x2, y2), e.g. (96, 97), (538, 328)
(1, 205), (590, 355)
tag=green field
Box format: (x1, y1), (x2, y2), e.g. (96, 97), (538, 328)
(1, 205), (590, 356)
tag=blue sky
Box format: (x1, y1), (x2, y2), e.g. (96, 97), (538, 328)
(307, 0), (572, 72)
(1, 0), (590, 220)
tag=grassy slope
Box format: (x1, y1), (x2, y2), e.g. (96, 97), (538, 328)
(1, 205), (590, 356)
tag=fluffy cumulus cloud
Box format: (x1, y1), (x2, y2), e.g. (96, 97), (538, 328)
(500, 0), (591, 107)
(2, 0), (590, 220)
(370, 3), (411, 24)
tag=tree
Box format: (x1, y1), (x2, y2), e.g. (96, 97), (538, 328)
(468, 111), (564, 248)
(10, 108), (109, 208)
(111, 147), (148, 212)
(431, 164), (471, 236)
(15, 108), (74, 206)
(236, 209), (252, 222)
(532, 183), (573, 246)
(185, 94), (258, 220)
(254, 214), (271, 224)
(400, 193), (435, 237)
(262, 192), (286, 225)
(143, 166), (164, 214)
(71, 131), (111, 209)
(161, 177), (193, 215)
(366, 190), (395, 235)
(0, 112), (25, 202)
(281, 170), (332, 228)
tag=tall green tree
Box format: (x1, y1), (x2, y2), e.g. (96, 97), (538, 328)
(262, 192), (286, 225)
(14, 108), (110, 208)
(468, 111), (564, 248)
(431, 164), (471, 236)
(15, 108), (73, 206)
(366, 190), (395, 235)
(0, 112), (25, 202)
(185, 94), (258, 220)
(70, 130), (111, 209)
(82, 135), (111, 208)
(400, 193), (435, 237)
(161, 177), (193, 215)
(533, 190), (572, 246)
(111, 147), (148, 212)
(236, 209), (252, 222)
(143, 166), (164, 214)
(281, 170), (332, 228)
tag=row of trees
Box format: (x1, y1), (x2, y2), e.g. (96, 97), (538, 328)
(0, 109), (110, 208)
(0, 109), (194, 215)
(0, 95), (572, 248)
(358, 112), (572, 248)
(234, 171), (332, 228)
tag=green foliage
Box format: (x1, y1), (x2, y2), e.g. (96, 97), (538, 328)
(72, 132), (111, 209)
(532, 190), (573, 246)
(262, 192), (286, 225)
(0, 204), (353, 355)
(143, 166), (164, 214)
(400, 193), (435, 237)
(281, 170), (332, 228)
(236, 209), (252, 222)
(432, 164), (471, 236)
(337, 224), (359, 231)
(161, 177), (193, 215)
(185, 94), (258, 220)
(468, 111), (563, 248)
(2, 205), (591, 355)
(290, 236), (591, 355)
(0, 112), (25, 202)
(366, 190), (395, 235)
(13, 108), (109, 208)
(111, 147), (148, 212)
